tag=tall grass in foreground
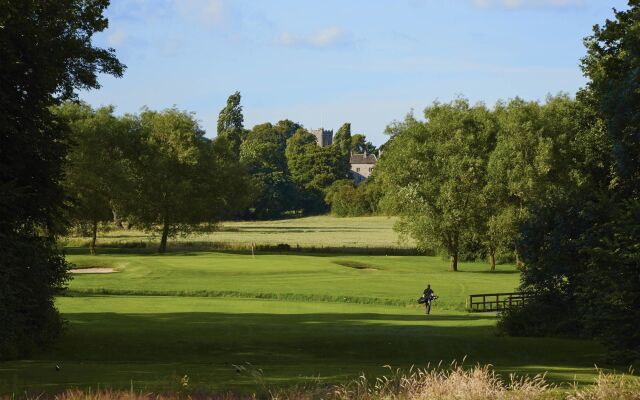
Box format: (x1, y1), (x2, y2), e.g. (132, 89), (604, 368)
(10, 363), (639, 400)
(328, 363), (552, 400)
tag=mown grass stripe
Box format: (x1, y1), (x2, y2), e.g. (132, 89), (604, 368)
(63, 288), (464, 309)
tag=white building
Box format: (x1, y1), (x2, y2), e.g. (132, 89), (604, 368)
(350, 151), (378, 185)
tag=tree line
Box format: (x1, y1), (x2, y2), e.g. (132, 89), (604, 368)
(214, 95), (378, 219)
(375, 3), (640, 362)
(376, 94), (583, 272)
(57, 94), (382, 253)
(56, 103), (249, 254)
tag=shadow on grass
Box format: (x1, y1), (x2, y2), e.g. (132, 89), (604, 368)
(0, 310), (617, 393)
(464, 270), (520, 275)
(63, 246), (425, 257)
(223, 227), (384, 232)
(28, 311), (608, 370)
(63, 288), (429, 308)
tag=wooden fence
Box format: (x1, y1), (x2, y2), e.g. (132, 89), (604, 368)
(466, 292), (532, 312)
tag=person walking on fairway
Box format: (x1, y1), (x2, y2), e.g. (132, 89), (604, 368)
(423, 284), (435, 315)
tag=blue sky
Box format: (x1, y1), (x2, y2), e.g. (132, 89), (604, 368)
(82, 0), (628, 145)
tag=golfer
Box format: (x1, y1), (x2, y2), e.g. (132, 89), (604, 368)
(423, 284), (435, 315)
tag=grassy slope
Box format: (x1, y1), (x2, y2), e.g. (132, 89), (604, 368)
(0, 251), (614, 394)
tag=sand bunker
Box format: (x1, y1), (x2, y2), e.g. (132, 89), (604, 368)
(70, 267), (115, 274)
(333, 261), (378, 270)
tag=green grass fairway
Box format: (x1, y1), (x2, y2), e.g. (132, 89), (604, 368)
(0, 251), (618, 394)
(64, 252), (518, 309)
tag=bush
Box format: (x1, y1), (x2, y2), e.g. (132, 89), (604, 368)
(497, 295), (581, 338)
(325, 180), (377, 217)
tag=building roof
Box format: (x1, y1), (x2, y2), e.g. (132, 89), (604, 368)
(350, 152), (377, 164)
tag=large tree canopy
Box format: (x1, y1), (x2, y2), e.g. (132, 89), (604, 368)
(55, 102), (130, 254)
(582, 1), (640, 192)
(378, 99), (496, 271)
(485, 95), (582, 267)
(123, 108), (250, 253)
(286, 129), (343, 214)
(0, 0), (124, 358)
(240, 122), (299, 219)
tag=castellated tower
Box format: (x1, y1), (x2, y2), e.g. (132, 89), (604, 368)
(312, 128), (333, 147)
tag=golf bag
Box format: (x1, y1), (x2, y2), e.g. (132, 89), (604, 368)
(417, 294), (438, 304)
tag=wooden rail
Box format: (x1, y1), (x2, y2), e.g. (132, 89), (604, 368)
(466, 292), (532, 312)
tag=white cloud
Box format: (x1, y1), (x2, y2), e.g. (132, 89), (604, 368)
(471, 0), (584, 9)
(174, 0), (227, 26)
(309, 26), (348, 47)
(274, 32), (298, 46)
(274, 26), (353, 49)
(107, 30), (127, 46)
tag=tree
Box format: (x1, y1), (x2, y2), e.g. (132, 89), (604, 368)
(325, 179), (378, 217)
(334, 123), (352, 152)
(240, 122), (297, 218)
(378, 99), (496, 271)
(361, 174), (385, 215)
(0, 0), (124, 358)
(500, 2), (640, 362)
(482, 206), (518, 271)
(55, 102), (129, 254)
(350, 134), (377, 155)
(485, 95), (580, 268)
(124, 108), (249, 253)
(274, 119), (303, 141)
(242, 123), (287, 171)
(333, 123), (353, 176)
(286, 129), (343, 214)
(217, 91), (244, 159)
(582, 1), (640, 193)
(577, 5), (640, 359)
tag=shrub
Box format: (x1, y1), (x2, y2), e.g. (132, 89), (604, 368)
(325, 180), (374, 217)
(497, 296), (581, 338)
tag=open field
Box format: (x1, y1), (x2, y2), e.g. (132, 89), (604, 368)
(0, 249), (627, 395)
(63, 216), (415, 251)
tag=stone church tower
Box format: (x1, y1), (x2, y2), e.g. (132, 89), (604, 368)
(312, 128), (333, 147)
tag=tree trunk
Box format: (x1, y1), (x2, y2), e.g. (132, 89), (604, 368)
(158, 220), (170, 253)
(449, 252), (458, 272)
(489, 251), (495, 272)
(90, 219), (98, 255)
(515, 250), (524, 269)
(112, 207), (123, 229)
